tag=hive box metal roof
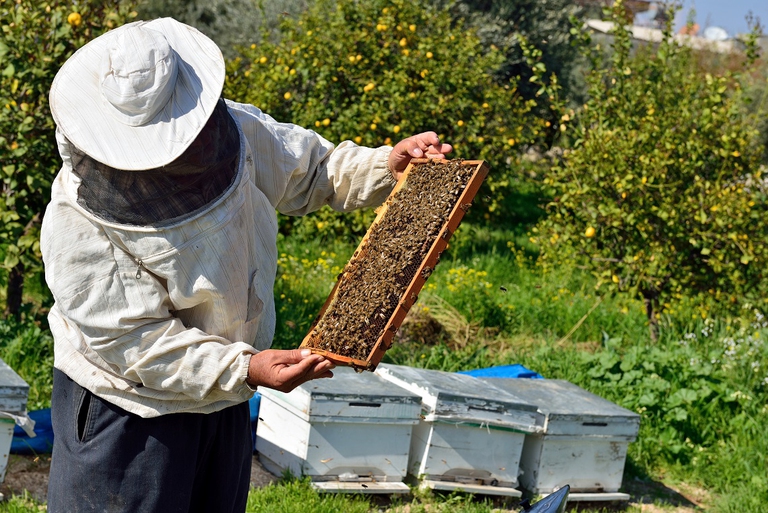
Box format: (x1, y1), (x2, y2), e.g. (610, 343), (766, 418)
(0, 358), (29, 414)
(258, 366), (422, 423)
(376, 363), (540, 431)
(482, 378), (640, 437)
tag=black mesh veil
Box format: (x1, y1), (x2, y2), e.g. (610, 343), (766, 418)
(71, 99), (240, 226)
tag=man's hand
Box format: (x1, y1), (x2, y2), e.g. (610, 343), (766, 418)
(388, 131), (453, 180)
(247, 349), (334, 393)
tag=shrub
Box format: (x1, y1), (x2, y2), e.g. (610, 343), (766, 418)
(0, 317), (54, 410)
(431, 0), (587, 113)
(0, 0), (139, 316)
(533, 2), (768, 338)
(135, 0), (310, 59)
(223, 0), (552, 240)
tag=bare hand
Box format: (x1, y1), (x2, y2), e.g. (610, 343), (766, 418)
(388, 131), (453, 180)
(247, 349), (334, 393)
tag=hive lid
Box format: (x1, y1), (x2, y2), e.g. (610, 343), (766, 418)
(375, 364), (540, 432)
(258, 366), (422, 422)
(483, 378), (640, 437)
(0, 358), (29, 413)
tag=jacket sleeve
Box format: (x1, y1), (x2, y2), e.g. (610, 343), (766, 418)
(41, 176), (256, 405)
(227, 100), (397, 215)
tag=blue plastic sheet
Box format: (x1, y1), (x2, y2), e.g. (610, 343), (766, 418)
(249, 393), (261, 452)
(11, 408), (54, 455)
(457, 364), (544, 379)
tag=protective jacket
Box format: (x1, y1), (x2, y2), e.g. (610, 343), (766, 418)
(41, 100), (395, 417)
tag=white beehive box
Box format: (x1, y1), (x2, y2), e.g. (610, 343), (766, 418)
(0, 358), (30, 485)
(255, 366), (421, 493)
(375, 364), (541, 497)
(483, 378), (640, 502)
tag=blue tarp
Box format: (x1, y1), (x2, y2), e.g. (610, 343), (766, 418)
(249, 393), (261, 452)
(11, 408), (54, 455)
(457, 364), (544, 379)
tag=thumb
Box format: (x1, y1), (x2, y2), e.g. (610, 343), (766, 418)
(285, 348), (314, 363)
(408, 144), (424, 158)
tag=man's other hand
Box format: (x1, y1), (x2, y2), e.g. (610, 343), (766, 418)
(388, 131), (453, 180)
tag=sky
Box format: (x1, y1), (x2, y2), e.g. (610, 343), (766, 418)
(672, 0), (768, 37)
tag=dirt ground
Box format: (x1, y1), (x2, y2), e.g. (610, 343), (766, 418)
(0, 454), (710, 511)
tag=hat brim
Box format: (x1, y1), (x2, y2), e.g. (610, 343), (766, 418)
(50, 18), (225, 171)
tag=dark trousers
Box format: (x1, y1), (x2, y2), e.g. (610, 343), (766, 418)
(47, 369), (252, 513)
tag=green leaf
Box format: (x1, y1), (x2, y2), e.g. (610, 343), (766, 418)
(4, 252), (19, 269)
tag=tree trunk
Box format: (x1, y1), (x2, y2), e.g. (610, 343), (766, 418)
(644, 295), (659, 342)
(4, 213), (40, 320)
(4, 261), (24, 320)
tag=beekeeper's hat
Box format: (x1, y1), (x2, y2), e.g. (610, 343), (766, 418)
(50, 18), (225, 170)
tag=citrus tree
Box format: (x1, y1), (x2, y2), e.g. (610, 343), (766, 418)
(533, 1), (767, 338)
(136, 0), (310, 59)
(224, 0), (554, 240)
(432, 0), (586, 111)
(0, 0), (138, 317)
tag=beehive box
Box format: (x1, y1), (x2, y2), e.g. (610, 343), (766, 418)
(482, 378), (639, 501)
(255, 366), (421, 493)
(375, 364), (541, 497)
(0, 358), (29, 485)
(0, 359), (28, 414)
(300, 159), (489, 371)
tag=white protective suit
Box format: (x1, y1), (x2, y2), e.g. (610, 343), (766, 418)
(41, 100), (395, 417)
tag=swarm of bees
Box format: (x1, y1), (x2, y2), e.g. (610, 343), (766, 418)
(302, 159), (478, 362)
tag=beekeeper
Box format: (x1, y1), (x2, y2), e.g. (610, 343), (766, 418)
(41, 17), (451, 513)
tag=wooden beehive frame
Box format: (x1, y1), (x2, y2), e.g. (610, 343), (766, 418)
(300, 158), (489, 370)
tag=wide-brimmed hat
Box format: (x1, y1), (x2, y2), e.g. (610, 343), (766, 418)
(50, 18), (225, 171)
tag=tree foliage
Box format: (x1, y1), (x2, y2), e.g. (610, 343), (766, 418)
(135, 0), (310, 59)
(224, 0), (552, 240)
(534, 1), (768, 337)
(430, 0), (586, 107)
(0, 0), (138, 315)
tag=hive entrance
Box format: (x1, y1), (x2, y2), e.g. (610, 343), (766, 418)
(300, 159), (489, 370)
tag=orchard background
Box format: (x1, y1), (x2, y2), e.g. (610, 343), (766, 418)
(1, 0), (768, 511)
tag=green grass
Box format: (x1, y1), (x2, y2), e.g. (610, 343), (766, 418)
(1, 222), (767, 511)
(246, 477), (372, 512)
(0, 495), (44, 513)
(269, 223), (768, 511)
